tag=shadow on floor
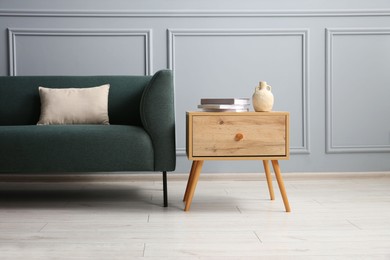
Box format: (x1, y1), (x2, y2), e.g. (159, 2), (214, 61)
(0, 182), (166, 210)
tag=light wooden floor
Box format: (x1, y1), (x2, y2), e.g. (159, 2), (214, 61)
(0, 172), (390, 259)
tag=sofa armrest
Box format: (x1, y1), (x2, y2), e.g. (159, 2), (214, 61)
(140, 70), (176, 171)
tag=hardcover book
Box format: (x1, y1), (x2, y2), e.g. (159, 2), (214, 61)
(197, 104), (250, 112)
(200, 98), (250, 105)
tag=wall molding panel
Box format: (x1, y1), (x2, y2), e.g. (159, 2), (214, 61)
(168, 29), (310, 155)
(325, 28), (390, 153)
(1, 9), (390, 18)
(8, 28), (153, 76)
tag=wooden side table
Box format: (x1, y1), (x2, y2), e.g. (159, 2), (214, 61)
(184, 111), (291, 212)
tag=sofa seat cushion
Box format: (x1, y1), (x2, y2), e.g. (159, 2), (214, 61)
(0, 125), (154, 173)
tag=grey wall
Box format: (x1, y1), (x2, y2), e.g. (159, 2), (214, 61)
(1, 1), (389, 173)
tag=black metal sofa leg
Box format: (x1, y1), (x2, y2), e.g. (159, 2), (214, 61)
(162, 171), (168, 207)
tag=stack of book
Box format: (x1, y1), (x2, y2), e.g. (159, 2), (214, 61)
(198, 98), (250, 112)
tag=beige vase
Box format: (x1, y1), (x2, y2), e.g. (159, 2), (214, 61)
(252, 81), (274, 112)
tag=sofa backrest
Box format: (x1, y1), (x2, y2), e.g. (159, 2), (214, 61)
(0, 75), (153, 126)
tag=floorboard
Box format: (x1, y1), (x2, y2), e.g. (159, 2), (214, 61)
(0, 172), (389, 259)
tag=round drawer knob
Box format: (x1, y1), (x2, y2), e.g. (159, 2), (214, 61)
(235, 133), (244, 141)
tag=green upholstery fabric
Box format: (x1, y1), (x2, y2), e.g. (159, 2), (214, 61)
(0, 75), (151, 126)
(0, 70), (175, 173)
(141, 70), (176, 171)
(0, 125), (154, 172)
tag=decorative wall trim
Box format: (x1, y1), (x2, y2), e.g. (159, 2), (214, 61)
(7, 28), (153, 76)
(1, 9), (390, 18)
(325, 28), (390, 153)
(176, 148), (186, 156)
(168, 29), (310, 155)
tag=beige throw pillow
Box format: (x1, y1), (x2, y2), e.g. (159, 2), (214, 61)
(37, 84), (110, 125)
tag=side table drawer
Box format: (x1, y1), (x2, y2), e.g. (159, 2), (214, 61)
(187, 112), (289, 158)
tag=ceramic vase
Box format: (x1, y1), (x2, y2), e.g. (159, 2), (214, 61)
(252, 81), (274, 112)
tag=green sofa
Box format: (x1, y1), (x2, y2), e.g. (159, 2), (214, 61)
(0, 70), (176, 207)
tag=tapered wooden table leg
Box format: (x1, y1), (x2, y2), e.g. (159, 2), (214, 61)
(263, 160), (275, 200)
(183, 160), (198, 202)
(271, 160), (291, 212)
(184, 160), (204, 211)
